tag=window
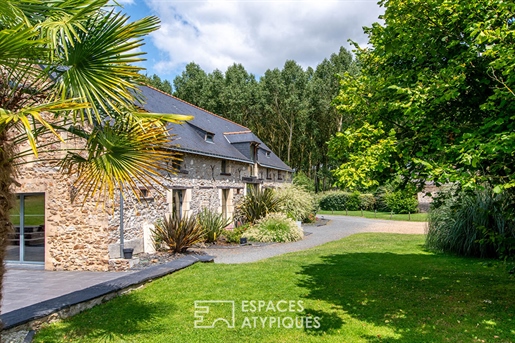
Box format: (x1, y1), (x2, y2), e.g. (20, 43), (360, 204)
(172, 189), (184, 218)
(265, 151), (271, 158)
(205, 133), (214, 143)
(7, 194), (45, 263)
(278, 172), (283, 180)
(139, 187), (153, 199)
(266, 168), (272, 180)
(172, 159), (182, 171)
(220, 160), (231, 175)
(167, 188), (191, 219)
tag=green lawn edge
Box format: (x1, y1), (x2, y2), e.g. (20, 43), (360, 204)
(318, 210), (428, 222)
(34, 233), (515, 343)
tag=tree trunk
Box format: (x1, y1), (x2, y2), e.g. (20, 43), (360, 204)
(287, 120), (294, 165)
(0, 130), (14, 319)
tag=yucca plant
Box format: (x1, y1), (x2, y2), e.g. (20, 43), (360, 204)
(153, 213), (205, 253)
(235, 187), (282, 224)
(196, 208), (232, 243)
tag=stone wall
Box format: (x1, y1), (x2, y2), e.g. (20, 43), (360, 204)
(13, 132), (113, 271)
(14, 147), (292, 271)
(106, 154), (285, 261)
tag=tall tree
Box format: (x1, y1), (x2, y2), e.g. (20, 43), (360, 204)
(260, 60), (309, 166)
(140, 73), (173, 94)
(173, 62), (210, 108)
(307, 47), (355, 190)
(221, 63), (259, 125)
(331, 0), (515, 193)
(0, 0), (190, 314)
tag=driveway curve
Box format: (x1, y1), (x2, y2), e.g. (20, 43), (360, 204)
(202, 215), (427, 264)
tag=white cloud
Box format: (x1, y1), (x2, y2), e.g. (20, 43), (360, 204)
(144, 0), (384, 77)
(116, 0), (135, 5)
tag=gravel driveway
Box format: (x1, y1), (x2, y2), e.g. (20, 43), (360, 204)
(201, 215), (427, 264)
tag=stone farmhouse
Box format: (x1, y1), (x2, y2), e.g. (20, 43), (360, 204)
(8, 85), (292, 271)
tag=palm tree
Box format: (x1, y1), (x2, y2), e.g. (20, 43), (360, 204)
(0, 0), (191, 314)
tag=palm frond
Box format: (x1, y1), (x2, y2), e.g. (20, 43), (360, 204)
(54, 9), (160, 123)
(0, 99), (89, 156)
(60, 115), (184, 203)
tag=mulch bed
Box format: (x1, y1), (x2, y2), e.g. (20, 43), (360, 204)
(129, 217), (329, 269)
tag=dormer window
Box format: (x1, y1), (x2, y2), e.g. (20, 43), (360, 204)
(205, 133), (214, 143)
(265, 151), (271, 158)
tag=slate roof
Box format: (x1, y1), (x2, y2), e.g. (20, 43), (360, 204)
(136, 86), (292, 172)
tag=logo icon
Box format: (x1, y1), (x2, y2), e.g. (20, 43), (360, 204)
(194, 300), (236, 329)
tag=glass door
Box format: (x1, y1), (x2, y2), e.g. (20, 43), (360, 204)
(7, 194), (45, 263)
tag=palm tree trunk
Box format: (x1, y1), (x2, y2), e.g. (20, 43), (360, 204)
(0, 130), (14, 319)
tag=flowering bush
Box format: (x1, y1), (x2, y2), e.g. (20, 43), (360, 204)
(242, 212), (303, 243)
(275, 185), (317, 221)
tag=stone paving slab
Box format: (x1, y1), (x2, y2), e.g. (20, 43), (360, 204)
(0, 254), (214, 331)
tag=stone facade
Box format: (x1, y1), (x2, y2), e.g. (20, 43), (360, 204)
(12, 149), (291, 271)
(106, 153), (292, 262)
(12, 131), (113, 271)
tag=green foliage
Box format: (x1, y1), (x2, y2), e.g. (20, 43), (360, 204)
(196, 208), (232, 243)
(153, 214), (205, 253)
(140, 73), (172, 94)
(426, 187), (515, 259)
(382, 191), (419, 214)
(338, 0), (515, 196)
(318, 191), (375, 211)
(242, 212), (303, 243)
(327, 122), (397, 191)
(359, 193), (376, 211)
(275, 185), (316, 221)
(234, 187), (282, 224)
(223, 224), (250, 244)
(292, 171), (315, 192)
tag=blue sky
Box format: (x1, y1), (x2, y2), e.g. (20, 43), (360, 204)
(117, 0), (384, 85)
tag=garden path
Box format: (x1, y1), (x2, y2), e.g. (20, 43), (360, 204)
(200, 215), (426, 264)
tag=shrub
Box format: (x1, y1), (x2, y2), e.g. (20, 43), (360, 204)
(293, 171), (315, 192)
(153, 213), (205, 253)
(382, 190), (419, 214)
(242, 212), (303, 243)
(318, 191), (375, 211)
(224, 224), (250, 244)
(359, 193), (376, 210)
(275, 185), (316, 221)
(426, 187), (515, 259)
(196, 208), (232, 243)
(234, 187), (282, 224)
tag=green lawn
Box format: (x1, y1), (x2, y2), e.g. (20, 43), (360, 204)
(318, 210), (428, 222)
(35, 233), (515, 343)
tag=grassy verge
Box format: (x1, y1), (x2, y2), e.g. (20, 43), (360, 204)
(318, 210), (428, 222)
(35, 234), (515, 343)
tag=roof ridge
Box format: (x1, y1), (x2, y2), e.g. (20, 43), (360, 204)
(224, 130), (252, 135)
(142, 84), (250, 131)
